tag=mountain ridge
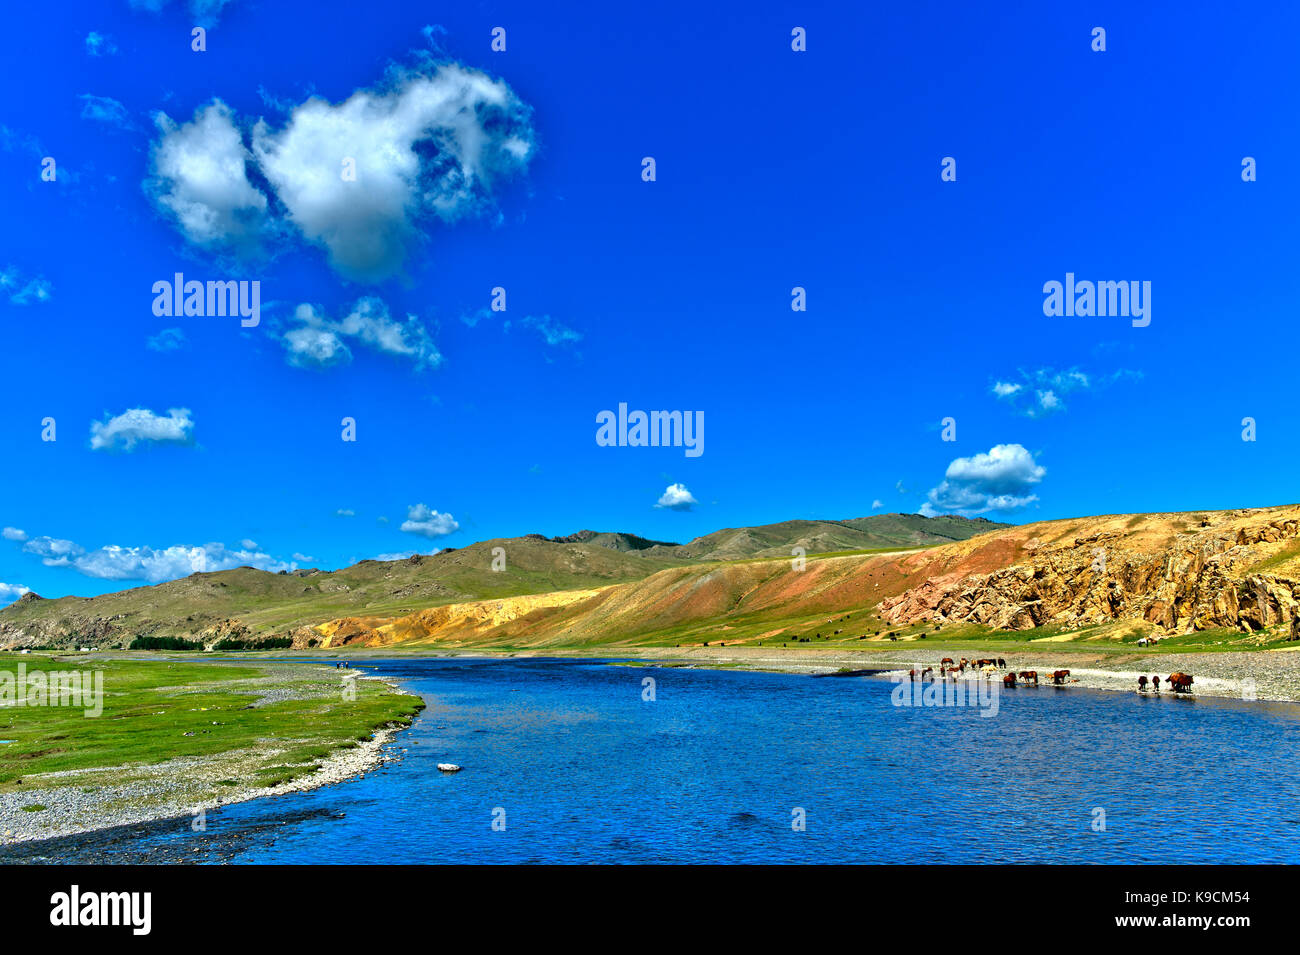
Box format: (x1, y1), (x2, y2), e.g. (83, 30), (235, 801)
(0, 513), (1007, 648)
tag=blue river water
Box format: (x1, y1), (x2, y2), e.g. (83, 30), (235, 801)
(6, 657), (1300, 864)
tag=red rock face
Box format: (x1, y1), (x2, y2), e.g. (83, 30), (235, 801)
(876, 514), (1300, 636)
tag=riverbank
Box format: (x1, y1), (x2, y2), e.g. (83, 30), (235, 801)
(565, 645), (1300, 703)
(0, 656), (423, 845)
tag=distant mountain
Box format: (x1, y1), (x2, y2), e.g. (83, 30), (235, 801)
(0, 513), (1007, 650)
(543, 530), (681, 552)
(654, 513), (1009, 561)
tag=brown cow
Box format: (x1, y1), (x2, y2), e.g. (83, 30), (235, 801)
(1051, 669), (1071, 685)
(1168, 672), (1194, 693)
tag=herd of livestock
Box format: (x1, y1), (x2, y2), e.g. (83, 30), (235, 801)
(904, 657), (1195, 694)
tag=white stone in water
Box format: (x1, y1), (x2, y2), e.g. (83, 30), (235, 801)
(437, 763), (462, 773)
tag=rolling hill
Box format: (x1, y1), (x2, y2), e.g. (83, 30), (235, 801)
(0, 513), (1005, 649)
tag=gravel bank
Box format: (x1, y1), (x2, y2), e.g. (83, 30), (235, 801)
(0, 669), (413, 846)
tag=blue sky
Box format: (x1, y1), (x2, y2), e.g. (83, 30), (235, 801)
(1, 0), (1297, 599)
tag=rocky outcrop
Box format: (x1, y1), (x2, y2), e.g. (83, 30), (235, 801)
(878, 516), (1300, 636)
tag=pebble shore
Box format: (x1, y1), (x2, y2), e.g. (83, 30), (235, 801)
(0, 669), (411, 846)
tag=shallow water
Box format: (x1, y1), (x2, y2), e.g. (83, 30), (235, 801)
(5, 658), (1300, 864)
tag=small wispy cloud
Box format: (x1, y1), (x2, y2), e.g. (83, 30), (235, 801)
(146, 328), (187, 352)
(79, 94), (134, 130)
(85, 32), (119, 56)
(991, 366), (1140, 417)
(1, 265), (52, 305)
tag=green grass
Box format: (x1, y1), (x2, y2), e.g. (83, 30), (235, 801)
(0, 655), (423, 793)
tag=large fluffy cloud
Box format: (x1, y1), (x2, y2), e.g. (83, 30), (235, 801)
(148, 102), (270, 254)
(69, 542), (291, 582)
(89, 407), (194, 452)
(400, 503), (459, 538)
(147, 62), (536, 281)
(12, 531), (294, 583)
(921, 444), (1045, 516)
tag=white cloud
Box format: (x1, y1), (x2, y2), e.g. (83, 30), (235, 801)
(292, 552), (314, 563)
(520, 315), (581, 347)
(147, 101), (271, 254)
(1, 265), (52, 305)
(147, 62), (536, 281)
(374, 549), (440, 561)
(400, 503), (459, 538)
(921, 443), (1045, 516)
(281, 298), (441, 371)
(871, 499), (883, 509)
(0, 582), (30, 604)
(21, 536), (85, 566)
(129, 0), (237, 28)
(655, 483), (697, 511)
(146, 327), (187, 352)
(89, 407), (194, 452)
(2, 527), (27, 542)
(67, 542), (292, 582)
(85, 32), (118, 56)
(990, 366), (1138, 417)
(335, 508), (355, 517)
(79, 94), (133, 129)
(10, 526), (295, 583)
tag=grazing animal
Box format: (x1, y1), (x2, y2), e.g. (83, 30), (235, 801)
(1168, 672), (1194, 693)
(1018, 670), (1039, 686)
(1051, 669), (1071, 685)
(1137, 675), (1148, 692)
(920, 667), (934, 682)
(996, 658), (1006, 668)
(940, 657), (954, 666)
(1151, 675), (1161, 692)
(1003, 673), (1017, 688)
